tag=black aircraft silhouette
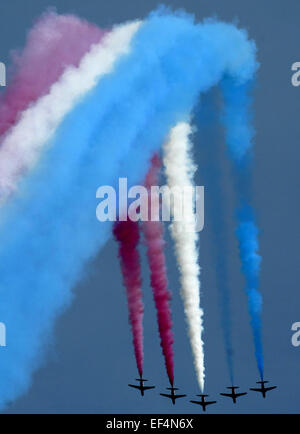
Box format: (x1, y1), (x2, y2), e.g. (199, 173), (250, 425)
(250, 380), (277, 398)
(160, 386), (186, 405)
(220, 386), (247, 404)
(128, 377), (155, 396)
(190, 394), (217, 412)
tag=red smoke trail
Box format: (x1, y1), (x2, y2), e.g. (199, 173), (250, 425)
(142, 154), (175, 386)
(113, 220), (144, 377)
(0, 11), (104, 138)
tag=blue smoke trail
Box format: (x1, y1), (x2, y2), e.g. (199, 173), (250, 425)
(221, 76), (264, 379)
(195, 93), (235, 384)
(0, 9), (257, 407)
(236, 206), (263, 379)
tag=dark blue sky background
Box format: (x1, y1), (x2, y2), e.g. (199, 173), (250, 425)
(0, 0), (299, 414)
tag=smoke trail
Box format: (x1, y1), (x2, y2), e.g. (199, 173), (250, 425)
(163, 122), (204, 391)
(142, 154), (174, 385)
(236, 207), (263, 378)
(113, 220), (144, 377)
(221, 77), (263, 379)
(0, 11), (103, 138)
(0, 20), (140, 201)
(0, 10), (257, 408)
(195, 94), (234, 383)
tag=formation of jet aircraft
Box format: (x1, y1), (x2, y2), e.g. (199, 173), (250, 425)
(128, 376), (277, 411)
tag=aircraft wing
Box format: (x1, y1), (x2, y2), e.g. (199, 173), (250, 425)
(160, 393), (172, 398)
(220, 393), (231, 397)
(191, 400), (216, 406)
(128, 384), (141, 390)
(249, 388), (261, 392)
(236, 392), (247, 397)
(174, 394), (186, 399)
(144, 386), (155, 390)
(265, 386), (277, 391)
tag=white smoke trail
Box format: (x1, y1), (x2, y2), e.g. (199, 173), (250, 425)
(0, 20), (141, 201)
(163, 122), (205, 391)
